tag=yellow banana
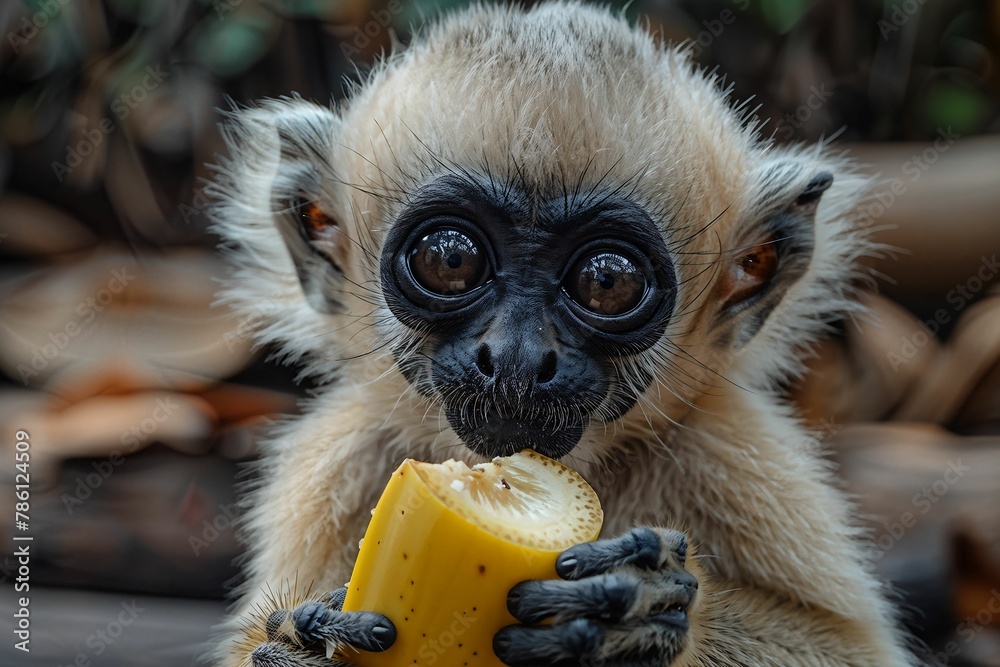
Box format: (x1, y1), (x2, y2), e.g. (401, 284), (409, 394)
(339, 450), (603, 667)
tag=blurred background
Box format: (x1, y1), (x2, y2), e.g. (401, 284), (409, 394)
(0, 0), (998, 665)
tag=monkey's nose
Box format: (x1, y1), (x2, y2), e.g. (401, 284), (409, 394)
(675, 571), (699, 593)
(474, 342), (558, 386)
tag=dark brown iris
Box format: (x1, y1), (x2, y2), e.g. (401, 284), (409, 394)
(567, 251), (647, 316)
(720, 239), (779, 306)
(408, 229), (488, 296)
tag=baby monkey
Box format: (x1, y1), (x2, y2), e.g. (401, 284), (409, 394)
(210, 3), (917, 666)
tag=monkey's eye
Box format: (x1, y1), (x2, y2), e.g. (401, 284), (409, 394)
(565, 251), (648, 316)
(408, 228), (489, 296)
(299, 201), (335, 240)
(719, 239), (779, 307)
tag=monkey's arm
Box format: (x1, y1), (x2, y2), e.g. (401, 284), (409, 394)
(213, 384), (401, 667)
(677, 575), (904, 667)
(665, 389), (913, 666)
(668, 392), (915, 666)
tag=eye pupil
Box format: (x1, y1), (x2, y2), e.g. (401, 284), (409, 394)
(407, 228), (489, 297)
(566, 251), (647, 317)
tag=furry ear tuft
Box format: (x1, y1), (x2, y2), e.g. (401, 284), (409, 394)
(719, 166), (834, 349)
(267, 106), (348, 315)
(722, 152), (872, 388)
(208, 97), (352, 380)
(790, 171), (833, 214)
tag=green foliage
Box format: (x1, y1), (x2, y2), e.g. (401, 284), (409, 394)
(921, 81), (991, 137)
(192, 10), (281, 77)
(758, 0), (815, 34)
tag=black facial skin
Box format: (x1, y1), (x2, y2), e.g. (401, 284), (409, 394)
(380, 173), (677, 460)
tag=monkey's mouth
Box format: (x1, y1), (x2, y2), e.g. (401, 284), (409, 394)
(443, 404), (586, 460)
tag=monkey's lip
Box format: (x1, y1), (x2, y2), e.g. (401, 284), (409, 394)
(443, 406), (585, 460)
(651, 606), (689, 629)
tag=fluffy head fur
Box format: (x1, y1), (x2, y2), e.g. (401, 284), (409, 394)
(211, 2), (871, 463)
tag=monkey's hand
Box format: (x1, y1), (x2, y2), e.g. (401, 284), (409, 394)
(248, 589), (396, 666)
(494, 528), (696, 667)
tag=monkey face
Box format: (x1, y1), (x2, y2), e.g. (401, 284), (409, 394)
(213, 96), (842, 465)
(379, 173), (677, 459)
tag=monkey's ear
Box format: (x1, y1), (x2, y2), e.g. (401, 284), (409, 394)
(715, 170), (831, 346)
(268, 105), (349, 315)
(216, 98), (349, 315)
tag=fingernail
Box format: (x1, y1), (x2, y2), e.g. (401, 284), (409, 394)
(556, 556), (577, 576)
(493, 632), (510, 658)
(372, 625), (395, 643)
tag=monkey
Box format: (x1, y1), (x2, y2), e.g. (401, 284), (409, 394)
(207, 3), (919, 666)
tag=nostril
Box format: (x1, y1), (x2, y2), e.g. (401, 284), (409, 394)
(476, 344), (495, 378)
(537, 350), (557, 384)
(678, 572), (698, 590)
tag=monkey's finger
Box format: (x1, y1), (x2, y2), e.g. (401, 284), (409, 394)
(593, 612), (690, 667)
(292, 601), (396, 652)
(507, 572), (639, 624)
(251, 641), (350, 667)
(265, 609), (295, 643)
(556, 528), (673, 579)
(493, 618), (602, 667)
(319, 587), (348, 611)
